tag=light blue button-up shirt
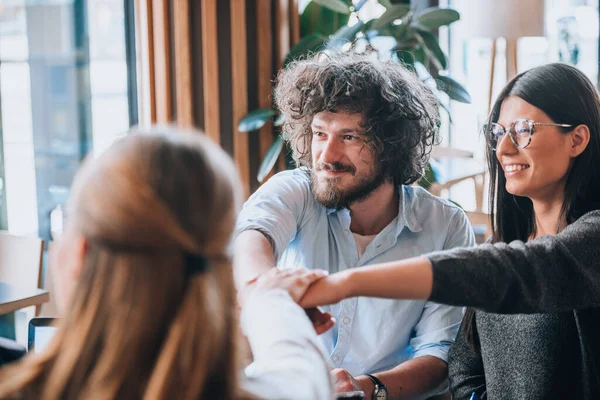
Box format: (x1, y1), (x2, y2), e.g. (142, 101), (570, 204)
(236, 169), (474, 376)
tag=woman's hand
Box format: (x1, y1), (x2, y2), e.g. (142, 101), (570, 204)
(299, 271), (352, 308)
(239, 268), (336, 334)
(240, 267), (329, 304)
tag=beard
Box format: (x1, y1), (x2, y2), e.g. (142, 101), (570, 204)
(310, 161), (387, 209)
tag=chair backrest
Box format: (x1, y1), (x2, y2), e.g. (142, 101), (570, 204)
(0, 232), (45, 315)
(466, 211), (492, 244)
(39, 242), (60, 317)
(429, 146), (487, 212)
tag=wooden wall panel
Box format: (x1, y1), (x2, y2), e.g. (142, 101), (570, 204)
(275, 0), (291, 171)
(201, 0), (221, 144)
(137, 0), (299, 196)
(256, 0), (274, 163)
(151, 0), (172, 123)
(290, 0), (300, 45)
(136, 0), (156, 124)
(276, 0), (290, 66)
(231, 0), (250, 198)
(173, 0), (193, 128)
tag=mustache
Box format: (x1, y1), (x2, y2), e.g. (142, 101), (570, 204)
(316, 162), (355, 174)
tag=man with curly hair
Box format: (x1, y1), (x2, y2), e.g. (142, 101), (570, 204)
(234, 53), (474, 399)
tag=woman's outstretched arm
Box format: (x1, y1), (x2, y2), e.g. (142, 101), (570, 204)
(301, 211), (600, 314)
(299, 256), (434, 307)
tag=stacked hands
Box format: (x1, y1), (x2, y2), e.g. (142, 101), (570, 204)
(239, 268), (362, 393)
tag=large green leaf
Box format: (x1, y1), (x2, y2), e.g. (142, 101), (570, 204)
(440, 101), (453, 124)
(416, 29), (447, 70)
(274, 113), (286, 127)
(412, 45), (428, 66)
(392, 36), (419, 51)
(393, 50), (415, 70)
(310, 0), (351, 14)
(371, 5), (410, 30)
(389, 22), (412, 41)
(238, 108), (277, 132)
(413, 7), (460, 30)
(301, 1), (350, 38)
(327, 21), (364, 48)
(379, 0), (410, 8)
(258, 136), (285, 182)
(284, 33), (327, 66)
(417, 161), (440, 189)
(436, 75), (471, 103)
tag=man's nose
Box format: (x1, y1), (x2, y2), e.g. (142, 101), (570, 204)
(320, 137), (342, 163)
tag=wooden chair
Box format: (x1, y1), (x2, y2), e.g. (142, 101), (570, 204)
(428, 146), (486, 212)
(0, 232), (45, 343)
(466, 210), (492, 244)
(0, 232), (45, 316)
(39, 242), (60, 317)
(428, 146), (491, 243)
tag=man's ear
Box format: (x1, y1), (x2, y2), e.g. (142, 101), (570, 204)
(570, 124), (591, 158)
(69, 234), (88, 280)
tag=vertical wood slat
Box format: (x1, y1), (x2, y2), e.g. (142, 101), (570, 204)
(201, 0), (221, 144)
(137, 0), (156, 124)
(276, 0), (291, 171)
(276, 0), (290, 66)
(506, 39), (518, 80)
(151, 0), (172, 123)
(256, 0), (273, 161)
(231, 0), (250, 197)
(173, 0), (193, 128)
(290, 0), (300, 45)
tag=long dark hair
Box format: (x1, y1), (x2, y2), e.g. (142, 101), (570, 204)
(465, 63), (600, 351)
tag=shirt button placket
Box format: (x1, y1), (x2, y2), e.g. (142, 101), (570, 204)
(331, 298), (357, 367)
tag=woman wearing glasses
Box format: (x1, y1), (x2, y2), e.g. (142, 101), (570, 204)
(300, 63), (600, 399)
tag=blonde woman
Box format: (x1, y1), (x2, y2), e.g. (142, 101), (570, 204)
(0, 129), (334, 400)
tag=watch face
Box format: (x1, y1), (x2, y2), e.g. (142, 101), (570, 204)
(376, 387), (388, 400)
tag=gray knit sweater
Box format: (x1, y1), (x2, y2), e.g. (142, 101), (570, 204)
(427, 210), (600, 400)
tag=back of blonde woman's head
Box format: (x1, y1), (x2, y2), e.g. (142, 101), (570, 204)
(0, 128), (244, 400)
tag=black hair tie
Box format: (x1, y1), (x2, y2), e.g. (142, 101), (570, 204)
(185, 253), (210, 276)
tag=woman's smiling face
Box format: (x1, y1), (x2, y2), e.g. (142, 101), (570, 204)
(496, 96), (575, 201)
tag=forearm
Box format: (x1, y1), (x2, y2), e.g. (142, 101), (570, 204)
(346, 256), (433, 300)
(356, 356), (448, 400)
(234, 230), (277, 289)
(300, 256), (433, 309)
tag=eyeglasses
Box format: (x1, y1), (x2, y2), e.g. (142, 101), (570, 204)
(483, 119), (573, 150)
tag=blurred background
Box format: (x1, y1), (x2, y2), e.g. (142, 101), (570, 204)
(0, 0), (597, 241)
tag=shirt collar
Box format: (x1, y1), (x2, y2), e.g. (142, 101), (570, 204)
(325, 185), (422, 236)
(396, 185), (422, 235)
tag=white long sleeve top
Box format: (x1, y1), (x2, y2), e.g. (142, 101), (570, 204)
(241, 289), (335, 400)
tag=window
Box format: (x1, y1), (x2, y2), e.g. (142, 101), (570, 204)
(0, 0), (137, 239)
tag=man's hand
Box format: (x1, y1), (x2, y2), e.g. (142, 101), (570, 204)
(332, 368), (363, 393)
(305, 307), (335, 335)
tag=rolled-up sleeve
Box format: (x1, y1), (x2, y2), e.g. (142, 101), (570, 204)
(235, 170), (310, 261)
(411, 208), (475, 362)
(409, 302), (462, 362)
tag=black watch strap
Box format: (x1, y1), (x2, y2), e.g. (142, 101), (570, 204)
(365, 374), (386, 399)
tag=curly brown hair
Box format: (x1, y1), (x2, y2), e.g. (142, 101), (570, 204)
(274, 52), (441, 185)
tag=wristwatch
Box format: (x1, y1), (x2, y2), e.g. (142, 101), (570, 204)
(366, 374), (388, 400)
